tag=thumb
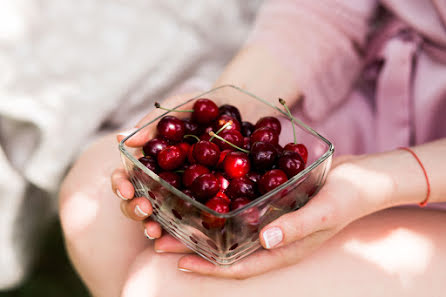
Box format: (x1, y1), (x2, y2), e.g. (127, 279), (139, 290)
(260, 190), (336, 249)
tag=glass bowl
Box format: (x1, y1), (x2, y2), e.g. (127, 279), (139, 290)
(119, 85), (334, 265)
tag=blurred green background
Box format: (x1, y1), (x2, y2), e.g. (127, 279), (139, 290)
(0, 220), (90, 297)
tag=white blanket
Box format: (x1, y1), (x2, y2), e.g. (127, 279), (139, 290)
(0, 0), (260, 289)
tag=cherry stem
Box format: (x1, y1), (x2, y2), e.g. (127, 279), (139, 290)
(154, 102), (193, 113)
(175, 170), (185, 173)
(209, 121), (233, 142)
(279, 98), (297, 144)
(184, 134), (200, 142)
(208, 132), (249, 154)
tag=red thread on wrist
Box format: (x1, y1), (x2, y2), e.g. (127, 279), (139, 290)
(399, 147), (430, 207)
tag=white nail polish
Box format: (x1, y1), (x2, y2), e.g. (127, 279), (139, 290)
(144, 229), (155, 240)
(178, 268), (192, 273)
(262, 227), (283, 249)
(118, 128), (138, 138)
(116, 189), (128, 201)
(154, 249), (165, 253)
(135, 205), (148, 217)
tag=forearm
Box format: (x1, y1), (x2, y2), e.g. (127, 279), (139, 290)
(353, 138), (446, 210)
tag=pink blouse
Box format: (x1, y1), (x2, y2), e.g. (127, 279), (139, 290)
(248, 0), (446, 209)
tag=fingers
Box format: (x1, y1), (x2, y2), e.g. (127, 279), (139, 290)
(142, 220), (162, 240)
(260, 190), (336, 249)
(111, 168), (135, 201)
(154, 234), (193, 254)
(120, 197), (153, 221)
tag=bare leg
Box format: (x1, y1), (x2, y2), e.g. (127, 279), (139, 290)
(60, 134), (446, 297)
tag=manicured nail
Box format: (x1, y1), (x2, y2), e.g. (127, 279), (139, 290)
(154, 249), (165, 253)
(262, 227), (283, 249)
(144, 229), (155, 240)
(135, 205), (148, 218)
(116, 189), (128, 201)
(178, 267), (192, 273)
(118, 128), (138, 138)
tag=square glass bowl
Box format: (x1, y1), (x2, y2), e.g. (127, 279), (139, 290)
(119, 85), (334, 265)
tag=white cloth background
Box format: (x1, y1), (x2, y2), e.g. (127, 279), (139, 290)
(0, 0), (261, 289)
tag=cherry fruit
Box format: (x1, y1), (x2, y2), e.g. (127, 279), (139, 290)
(223, 151), (250, 179)
(258, 169), (288, 194)
(157, 116), (185, 142)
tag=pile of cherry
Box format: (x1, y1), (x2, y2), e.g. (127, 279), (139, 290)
(138, 98), (308, 228)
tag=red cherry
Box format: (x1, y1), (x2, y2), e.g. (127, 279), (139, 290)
(182, 164), (210, 188)
(255, 116), (282, 134)
(193, 141), (220, 167)
(157, 145), (186, 171)
(158, 171), (181, 189)
(214, 172), (230, 191)
(214, 114), (241, 132)
(177, 142), (191, 155)
(284, 143), (308, 163)
(192, 99), (219, 124)
(219, 104), (242, 122)
(183, 119), (200, 136)
(143, 138), (168, 158)
(200, 133), (212, 142)
(157, 116), (185, 142)
(226, 177), (256, 200)
(250, 127), (279, 145)
(215, 191), (231, 203)
(217, 149), (231, 169)
(241, 121), (255, 137)
(190, 173), (220, 202)
(202, 196), (229, 228)
(138, 156), (159, 173)
(230, 197), (260, 229)
(278, 151), (305, 178)
(250, 141), (278, 170)
(243, 137), (251, 150)
(258, 169), (288, 194)
(223, 151), (250, 179)
(214, 130), (244, 151)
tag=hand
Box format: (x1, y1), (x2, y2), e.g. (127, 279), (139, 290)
(168, 154), (398, 278)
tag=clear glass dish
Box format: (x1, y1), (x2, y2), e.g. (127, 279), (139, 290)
(119, 85), (334, 265)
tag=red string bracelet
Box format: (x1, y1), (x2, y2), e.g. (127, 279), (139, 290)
(399, 147), (430, 207)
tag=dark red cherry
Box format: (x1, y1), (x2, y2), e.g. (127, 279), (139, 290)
(278, 151), (305, 178)
(250, 141), (278, 170)
(214, 114), (241, 132)
(226, 177), (256, 200)
(182, 164), (210, 188)
(243, 137), (251, 150)
(284, 143), (308, 163)
(215, 172), (230, 191)
(223, 151), (250, 179)
(258, 169), (288, 194)
(183, 119), (200, 136)
(202, 196), (229, 228)
(157, 145), (186, 171)
(199, 133), (212, 142)
(275, 144), (284, 157)
(214, 130), (244, 151)
(177, 189), (197, 212)
(255, 116), (281, 134)
(158, 171), (181, 189)
(138, 156), (159, 173)
(230, 197), (260, 229)
(188, 144), (197, 164)
(143, 138), (168, 158)
(250, 127), (279, 145)
(192, 99), (219, 124)
(246, 171), (261, 184)
(219, 104), (242, 122)
(215, 191), (231, 203)
(190, 173), (220, 202)
(193, 141), (220, 167)
(241, 121), (255, 137)
(157, 116), (185, 142)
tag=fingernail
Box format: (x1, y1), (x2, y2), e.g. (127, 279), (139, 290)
(116, 189), (128, 201)
(135, 205), (148, 217)
(262, 227), (283, 249)
(144, 229), (155, 240)
(154, 249), (165, 253)
(118, 128), (138, 138)
(178, 267), (192, 273)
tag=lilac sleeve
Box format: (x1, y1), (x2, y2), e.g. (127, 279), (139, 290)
(247, 0), (377, 120)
